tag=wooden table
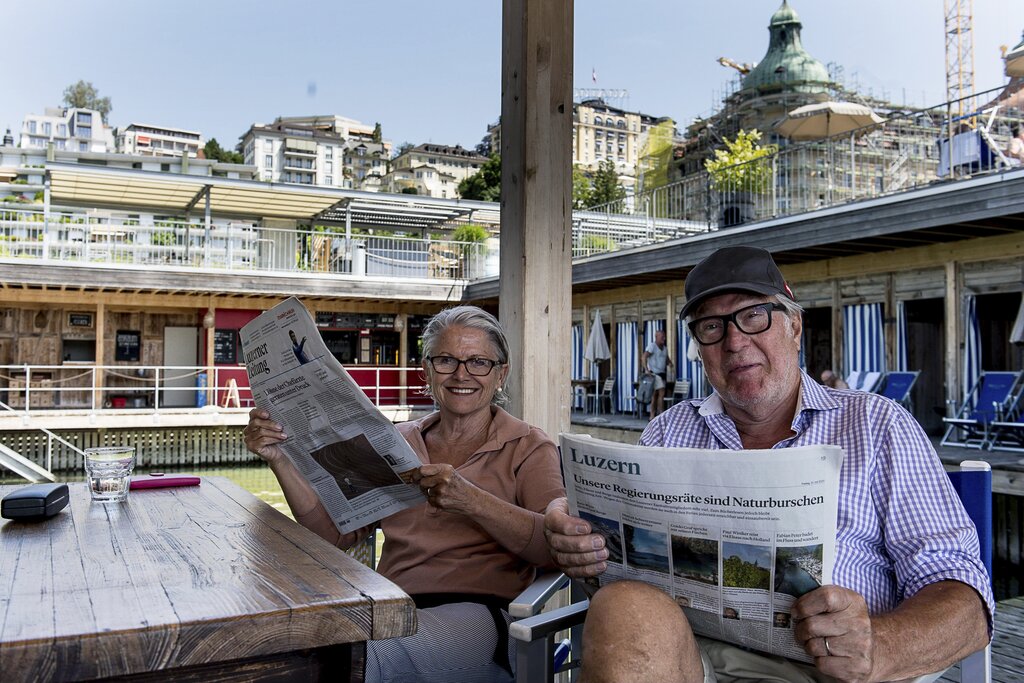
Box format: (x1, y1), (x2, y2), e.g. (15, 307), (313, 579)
(0, 477), (415, 681)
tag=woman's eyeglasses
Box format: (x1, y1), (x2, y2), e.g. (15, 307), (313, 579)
(427, 355), (503, 376)
(687, 302), (786, 345)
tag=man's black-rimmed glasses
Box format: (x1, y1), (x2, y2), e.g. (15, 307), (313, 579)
(427, 355), (503, 376)
(687, 302), (787, 345)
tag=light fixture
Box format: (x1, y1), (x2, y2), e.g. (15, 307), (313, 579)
(202, 310), (215, 329)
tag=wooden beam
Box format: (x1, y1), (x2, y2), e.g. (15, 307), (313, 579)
(499, 0), (573, 438)
(944, 262), (960, 409)
(94, 302), (105, 409)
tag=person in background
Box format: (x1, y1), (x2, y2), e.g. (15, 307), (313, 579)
(1007, 124), (1024, 164)
(819, 369), (849, 390)
(246, 305), (565, 683)
(642, 329), (674, 419)
(545, 246), (992, 683)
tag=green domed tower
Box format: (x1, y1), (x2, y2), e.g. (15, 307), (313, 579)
(741, 1), (831, 97)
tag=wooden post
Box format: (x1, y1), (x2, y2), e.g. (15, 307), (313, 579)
(831, 280), (843, 376)
(944, 262), (960, 410)
(397, 313), (409, 405)
(885, 273), (896, 371)
(499, 0), (573, 438)
(205, 305), (216, 406)
(93, 302), (105, 409)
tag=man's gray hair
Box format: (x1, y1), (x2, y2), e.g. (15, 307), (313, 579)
(421, 305), (510, 407)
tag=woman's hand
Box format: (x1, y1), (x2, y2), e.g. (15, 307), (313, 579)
(412, 464), (483, 515)
(243, 408), (288, 466)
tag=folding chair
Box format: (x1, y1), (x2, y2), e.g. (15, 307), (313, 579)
(859, 371), (884, 393)
(987, 387), (1024, 453)
(844, 370), (863, 391)
(664, 379), (691, 409)
(941, 371), (1022, 449)
(587, 378), (615, 415)
(946, 460), (993, 683)
(877, 371), (919, 408)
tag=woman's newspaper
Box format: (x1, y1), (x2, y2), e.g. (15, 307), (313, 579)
(560, 433), (842, 662)
(239, 297), (425, 534)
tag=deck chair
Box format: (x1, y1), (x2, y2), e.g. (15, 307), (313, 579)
(946, 460), (993, 682)
(509, 463), (996, 683)
(859, 371), (884, 393)
(877, 371), (919, 408)
(987, 387), (1024, 453)
(664, 379), (691, 409)
(941, 371), (1022, 449)
(844, 370), (863, 391)
(587, 378), (615, 415)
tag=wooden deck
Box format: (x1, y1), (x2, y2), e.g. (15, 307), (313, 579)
(939, 596), (1024, 683)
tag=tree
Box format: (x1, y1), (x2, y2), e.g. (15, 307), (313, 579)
(203, 138), (244, 164)
(704, 129), (777, 194)
(62, 80), (112, 122)
(572, 165), (593, 209)
(372, 123), (382, 144)
(395, 141), (414, 158)
(457, 154), (501, 202)
(589, 159), (627, 206)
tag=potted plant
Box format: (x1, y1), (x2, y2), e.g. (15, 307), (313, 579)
(704, 129), (777, 227)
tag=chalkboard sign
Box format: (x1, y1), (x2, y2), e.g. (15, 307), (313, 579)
(69, 312), (93, 328)
(214, 329), (237, 364)
(115, 330), (141, 361)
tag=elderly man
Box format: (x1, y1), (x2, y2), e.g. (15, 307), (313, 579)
(642, 329), (673, 418)
(545, 246), (993, 683)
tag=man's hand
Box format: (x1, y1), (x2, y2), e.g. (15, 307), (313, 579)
(791, 585), (874, 682)
(543, 498), (608, 577)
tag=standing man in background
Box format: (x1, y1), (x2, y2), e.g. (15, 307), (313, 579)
(641, 329), (673, 419)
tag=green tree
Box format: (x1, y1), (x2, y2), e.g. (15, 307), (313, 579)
(451, 224), (490, 243)
(589, 159), (626, 206)
(704, 129), (777, 194)
(572, 165), (593, 209)
(203, 138), (244, 164)
(372, 122), (383, 144)
(62, 80), (112, 122)
(457, 154), (501, 202)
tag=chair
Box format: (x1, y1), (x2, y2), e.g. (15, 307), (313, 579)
(844, 370), (863, 391)
(509, 463), (995, 683)
(941, 371), (1022, 449)
(987, 387), (1024, 453)
(587, 378), (615, 415)
(877, 371), (919, 408)
(664, 379), (691, 409)
(946, 460), (993, 683)
(859, 371), (884, 393)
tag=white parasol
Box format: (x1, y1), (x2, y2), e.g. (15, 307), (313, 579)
(584, 310), (611, 413)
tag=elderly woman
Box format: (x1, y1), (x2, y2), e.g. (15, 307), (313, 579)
(244, 305), (565, 683)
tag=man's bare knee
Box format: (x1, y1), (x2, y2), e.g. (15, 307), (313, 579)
(581, 581), (703, 683)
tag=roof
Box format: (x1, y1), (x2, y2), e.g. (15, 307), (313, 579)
(742, 1), (830, 95)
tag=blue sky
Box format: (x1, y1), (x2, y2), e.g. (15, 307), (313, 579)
(5, 1), (1023, 151)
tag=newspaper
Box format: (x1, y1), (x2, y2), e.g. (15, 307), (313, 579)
(239, 297), (425, 534)
(560, 433), (842, 662)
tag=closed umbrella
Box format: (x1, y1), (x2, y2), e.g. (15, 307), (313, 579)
(774, 101), (884, 141)
(584, 310), (611, 413)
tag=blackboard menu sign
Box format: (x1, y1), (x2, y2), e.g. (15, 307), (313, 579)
(315, 312), (336, 327)
(69, 312), (93, 328)
(115, 330), (141, 361)
(214, 329), (237, 364)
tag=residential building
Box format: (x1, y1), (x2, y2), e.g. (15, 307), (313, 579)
(276, 114), (393, 157)
(116, 123), (204, 158)
(19, 107), (114, 153)
(486, 100), (671, 192)
(343, 141), (389, 191)
(240, 120), (344, 186)
(382, 143), (488, 198)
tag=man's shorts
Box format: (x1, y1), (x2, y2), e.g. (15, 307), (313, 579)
(696, 637), (946, 683)
(652, 373), (666, 390)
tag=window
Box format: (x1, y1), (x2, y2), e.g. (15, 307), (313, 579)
(357, 147), (365, 156)
(78, 126), (92, 138)
(77, 112), (92, 124)
(58, 124), (67, 136)
(79, 141), (88, 151)
(326, 146), (333, 159)
(43, 122), (51, 136)
(161, 163), (170, 172)
(326, 161), (333, 173)
(326, 175), (333, 185)
(594, 116), (603, 126)
(56, 139), (66, 150)
(265, 155), (273, 168)
(28, 121), (37, 134)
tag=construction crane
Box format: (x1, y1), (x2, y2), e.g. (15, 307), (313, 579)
(944, 0), (975, 121)
(717, 57), (753, 75)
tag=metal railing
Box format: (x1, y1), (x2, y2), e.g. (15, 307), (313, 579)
(0, 364), (432, 414)
(0, 211), (492, 280)
(580, 88), (1024, 255)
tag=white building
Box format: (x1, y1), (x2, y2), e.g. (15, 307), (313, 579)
(19, 107), (114, 153)
(275, 114), (392, 157)
(116, 123), (204, 158)
(383, 143), (488, 198)
(240, 120), (344, 187)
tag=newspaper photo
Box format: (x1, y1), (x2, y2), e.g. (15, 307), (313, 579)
(239, 297), (425, 534)
(560, 433), (842, 662)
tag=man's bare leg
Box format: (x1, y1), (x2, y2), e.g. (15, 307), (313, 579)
(580, 581), (704, 683)
(651, 388), (665, 418)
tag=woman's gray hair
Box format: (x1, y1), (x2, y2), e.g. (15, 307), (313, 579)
(421, 305), (510, 407)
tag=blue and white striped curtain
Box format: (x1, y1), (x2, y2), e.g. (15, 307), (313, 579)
(676, 319), (706, 399)
(894, 301), (909, 372)
(571, 324), (585, 408)
(616, 321), (639, 413)
(842, 303), (886, 374)
(963, 295), (981, 401)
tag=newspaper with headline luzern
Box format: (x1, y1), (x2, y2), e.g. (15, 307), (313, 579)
(560, 433), (842, 662)
(239, 297), (425, 534)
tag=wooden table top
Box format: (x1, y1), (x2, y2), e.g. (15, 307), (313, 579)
(0, 477), (415, 680)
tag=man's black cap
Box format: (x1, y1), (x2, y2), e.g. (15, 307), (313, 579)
(680, 246), (793, 319)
